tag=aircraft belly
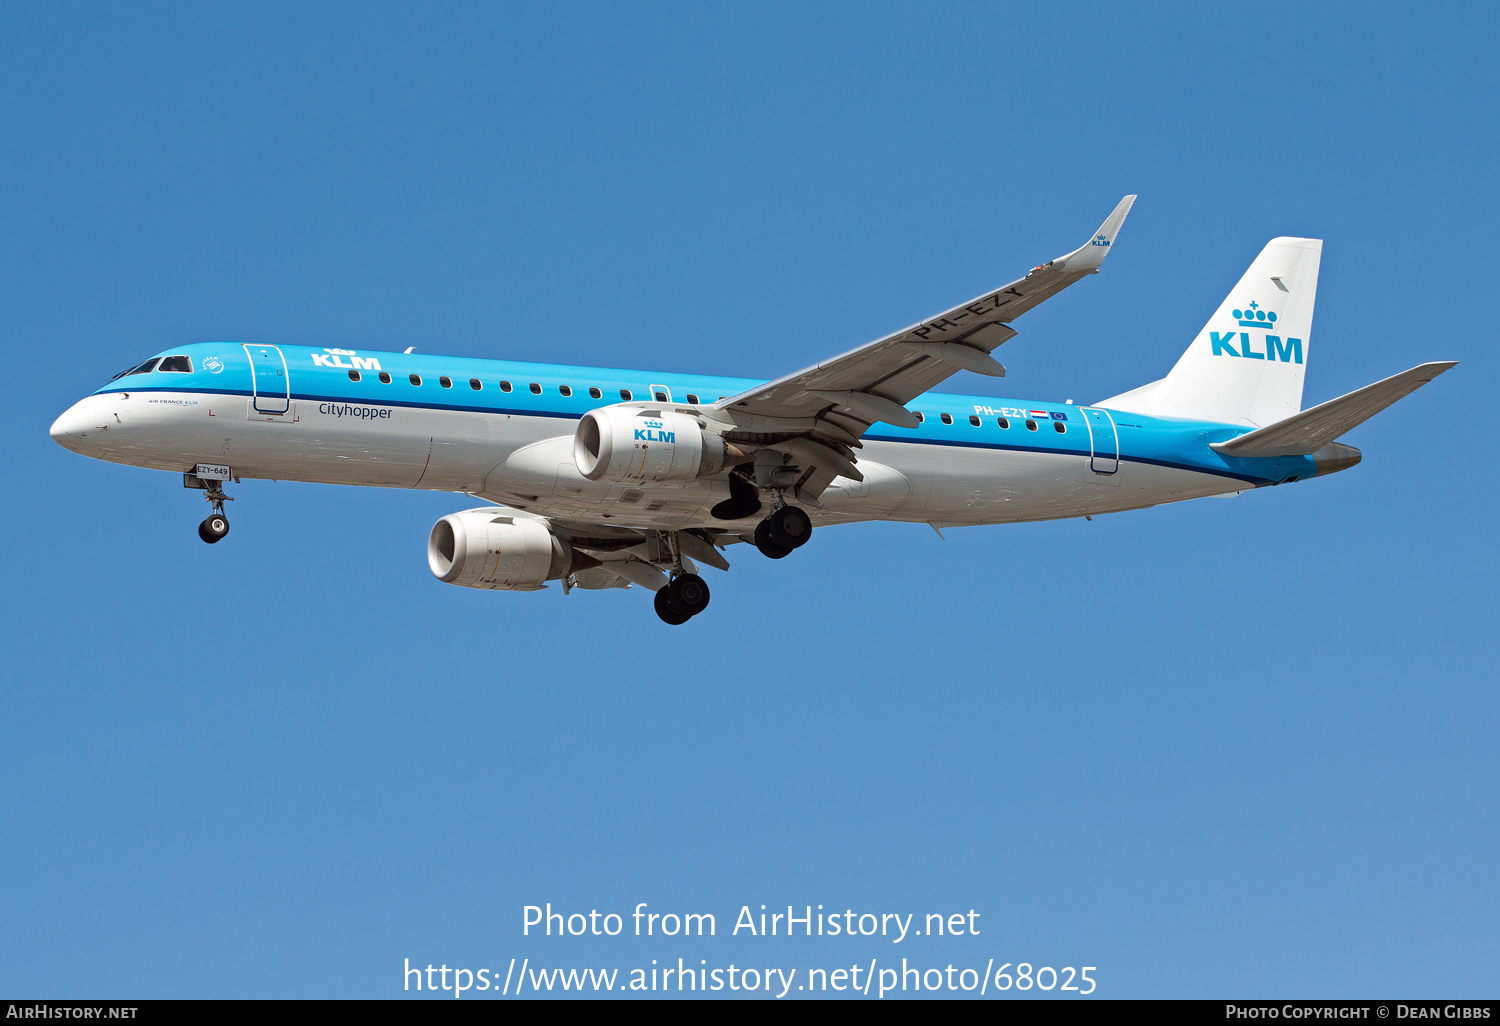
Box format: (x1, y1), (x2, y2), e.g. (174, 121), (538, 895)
(905, 445), (1086, 521)
(230, 401), (502, 488)
(817, 459), (911, 518)
(869, 439), (1246, 524)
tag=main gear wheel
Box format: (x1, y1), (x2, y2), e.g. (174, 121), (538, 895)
(654, 588), (692, 625)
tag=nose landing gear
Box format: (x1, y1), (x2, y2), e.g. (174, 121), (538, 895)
(184, 471), (234, 544)
(199, 513), (230, 544)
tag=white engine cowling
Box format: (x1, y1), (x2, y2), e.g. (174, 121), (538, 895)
(573, 406), (727, 485)
(427, 509), (572, 591)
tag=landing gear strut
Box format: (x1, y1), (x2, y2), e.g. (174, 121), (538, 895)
(186, 472), (234, 544)
(754, 503), (811, 559)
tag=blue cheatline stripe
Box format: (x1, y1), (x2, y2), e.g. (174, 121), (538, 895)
(113, 385), (1277, 486)
(118, 384), (581, 420)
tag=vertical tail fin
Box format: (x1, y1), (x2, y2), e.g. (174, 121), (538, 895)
(1100, 237), (1322, 427)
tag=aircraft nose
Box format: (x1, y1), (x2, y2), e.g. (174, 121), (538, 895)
(49, 396), (105, 448)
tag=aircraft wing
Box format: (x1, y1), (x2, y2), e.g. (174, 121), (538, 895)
(715, 195), (1136, 435)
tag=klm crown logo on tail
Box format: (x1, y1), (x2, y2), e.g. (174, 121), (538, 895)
(1236, 301), (1277, 328)
(1091, 233), (1110, 248)
(1209, 300), (1302, 364)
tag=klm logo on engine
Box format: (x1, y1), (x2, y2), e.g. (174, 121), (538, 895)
(1210, 301), (1302, 363)
(635, 419), (675, 443)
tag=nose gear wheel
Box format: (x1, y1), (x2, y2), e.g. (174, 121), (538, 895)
(199, 514), (230, 544)
(185, 473), (235, 544)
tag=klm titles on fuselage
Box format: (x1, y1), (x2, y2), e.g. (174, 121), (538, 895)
(1209, 301), (1303, 364)
(310, 348), (383, 371)
(636, 419), (675, 444)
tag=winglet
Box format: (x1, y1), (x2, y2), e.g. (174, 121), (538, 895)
(1044, 194), (1136, 274)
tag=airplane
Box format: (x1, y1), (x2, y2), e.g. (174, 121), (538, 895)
(49, 196), (1456, 624)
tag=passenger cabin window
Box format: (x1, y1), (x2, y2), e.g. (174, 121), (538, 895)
(409, 374), (422, 386)
(158, 356), (192, 373)
(439, 376), (452, 388)
(529, 382), (542, 394)
(940, 413), (953, 425)
(654, 391), (668, 402)
(348, 370), (361, 382)
(914, 411), (924, 423)
(379, 372), (392, 384)
(1053, 421), (1066, 433)
(500, 380), (512, 392)
(469, 378), (482, 390)
(559, 385), (572, 397)
(1025, 419), (1038, 431)
(589, 387), (602, 399)
(686, 393), (699, 405)
(998, 417), (1010, 429)
(125, 358), (161, 376)
(969, 415), (981, 427)
(620, 389), (633, 401)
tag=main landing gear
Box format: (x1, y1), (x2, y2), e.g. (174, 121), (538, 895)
(652, 530), (714, 625)
(655, 573), (711, 625)
(753, 504), (811, 559)
(185, 472), (234, 544)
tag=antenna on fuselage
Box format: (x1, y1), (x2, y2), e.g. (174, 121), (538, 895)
(403, 347), (416, 354)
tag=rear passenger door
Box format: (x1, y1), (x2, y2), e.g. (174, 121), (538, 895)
(1081, 407), (1119, 474)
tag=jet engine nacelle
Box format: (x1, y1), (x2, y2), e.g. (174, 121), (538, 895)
(427, 509), (573, 591)
(573, 405), (727, 485)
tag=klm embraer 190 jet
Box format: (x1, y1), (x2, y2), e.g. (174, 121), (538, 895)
(50, 197), (1455, 623)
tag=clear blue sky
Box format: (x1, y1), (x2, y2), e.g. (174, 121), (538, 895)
(1, 2), (1495, 999)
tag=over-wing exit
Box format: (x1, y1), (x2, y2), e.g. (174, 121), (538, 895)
(49, 197), (1456, 624)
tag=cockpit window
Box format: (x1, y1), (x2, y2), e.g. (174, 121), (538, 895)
(122, 358), (161, 376)
(158, 356), (192, 373)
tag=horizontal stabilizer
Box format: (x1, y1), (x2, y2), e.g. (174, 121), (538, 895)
(1211, 361), (1457, 458)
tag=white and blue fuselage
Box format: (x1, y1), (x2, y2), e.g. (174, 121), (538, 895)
(48, 208), (1449, 621)
(49, 340), (1342, 529)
